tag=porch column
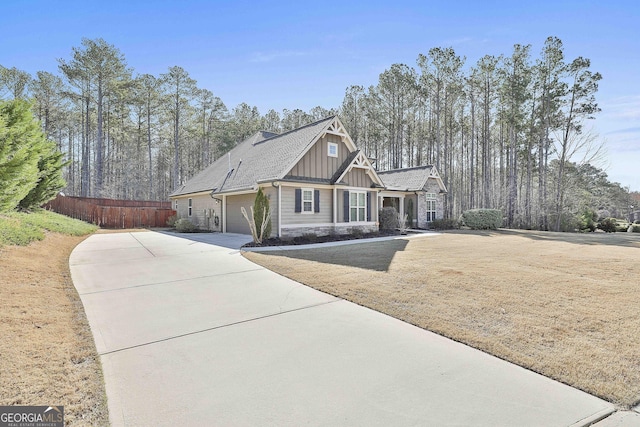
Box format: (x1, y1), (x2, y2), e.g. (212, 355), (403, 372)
(333, 187), (337, 225)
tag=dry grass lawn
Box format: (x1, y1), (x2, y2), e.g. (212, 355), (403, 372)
(0, 233), (109, 425)
(244, 229), (640, 408)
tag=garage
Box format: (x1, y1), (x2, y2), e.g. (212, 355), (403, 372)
(225, 193), (255, 235)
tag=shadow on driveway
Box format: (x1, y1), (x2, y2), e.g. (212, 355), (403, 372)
(157, 230), (253, 250)
(249, 238), (410, 272)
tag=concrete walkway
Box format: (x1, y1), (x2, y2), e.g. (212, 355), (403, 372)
(71, 231), (618, 426)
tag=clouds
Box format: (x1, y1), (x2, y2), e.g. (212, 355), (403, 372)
(601, 95), (640, 121)
(597, 95), (640, 190)
(248, 50), (310, 63)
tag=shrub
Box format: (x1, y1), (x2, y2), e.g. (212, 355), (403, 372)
(253, 188), (271, 239)
(598, 218), (617, 233)
(578, 209), (597, 232)
(460, 209), (502, 230)
(550, 212), (581, 232)
(631, 224), (640, 233)
(166, 214), (178, 227)
(291, 233), (318, 245)
(614, 219), (630, 232)
(349, 227), (363, 238)
(175, 218), (197, 233)
(379, 207), (398, 230)
(430, 218), (459, 230)
(397, 213), (409, 233)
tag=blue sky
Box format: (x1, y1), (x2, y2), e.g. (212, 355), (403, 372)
(2, 0), (639, 190)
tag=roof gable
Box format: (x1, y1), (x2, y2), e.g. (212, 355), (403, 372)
(170, 117), (336, 197)
(378, 165), (447, 192)
(332, 150), (384, 187)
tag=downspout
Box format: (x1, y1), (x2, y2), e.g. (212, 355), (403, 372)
(222, 194), (227, 233)
(278, 185), (281, 237)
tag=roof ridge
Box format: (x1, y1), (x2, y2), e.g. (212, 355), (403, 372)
(378, 165), (434, 173)
(252, 115), (335, 146)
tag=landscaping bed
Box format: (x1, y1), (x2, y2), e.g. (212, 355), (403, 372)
(243, 229), (403, 247)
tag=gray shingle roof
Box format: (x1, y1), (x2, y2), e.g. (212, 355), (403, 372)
(170, 117), (335, 197)
(330, 149), (361, 184)
(377, 166), (435, 191)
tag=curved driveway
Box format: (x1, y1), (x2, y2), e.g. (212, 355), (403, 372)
(70, 231), (615, 426)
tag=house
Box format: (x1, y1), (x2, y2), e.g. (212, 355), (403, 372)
(169, 116), (447, 237)
(377, 166), (447, 229)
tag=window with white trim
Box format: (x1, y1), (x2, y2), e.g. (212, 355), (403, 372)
(302, 188), (314, 213)
(188, 198), (193, 217)
(350, 191), (366, 222)
(426, 193), (436, 222)
(174, 200), (178, 210)
(328, 142), (338, 158)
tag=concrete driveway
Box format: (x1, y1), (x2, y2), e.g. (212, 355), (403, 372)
(70, 231), (616, 426)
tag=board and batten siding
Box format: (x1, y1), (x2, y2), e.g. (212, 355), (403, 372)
(341, 168), (374, 188)
(280, 186), (332, 225)
(287, 135), (350, 179)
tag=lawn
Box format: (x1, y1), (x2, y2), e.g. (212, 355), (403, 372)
(0, 210), (108, 425)
(244, 229), (640, 408)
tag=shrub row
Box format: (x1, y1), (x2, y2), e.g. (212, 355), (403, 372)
(597, 218), (634, 233)
(174, 218), (197, 233)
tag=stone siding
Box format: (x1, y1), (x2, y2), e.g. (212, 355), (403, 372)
(417, 180), (445, 228)
(280, 223), (378, 238)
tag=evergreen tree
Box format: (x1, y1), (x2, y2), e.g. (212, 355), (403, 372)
(0, 100), (46, 211)
(18, 138), (67, 210)
(253, 188), (272, 239)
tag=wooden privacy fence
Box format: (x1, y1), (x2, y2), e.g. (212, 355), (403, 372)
(45, 194), (176, 229)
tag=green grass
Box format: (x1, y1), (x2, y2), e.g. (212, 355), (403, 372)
(0, 209), (97, 246)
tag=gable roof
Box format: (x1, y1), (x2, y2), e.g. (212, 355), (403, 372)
(170, 116), (338, 197)
(331, 150), (385, 187)
(377, 165), (447, 192)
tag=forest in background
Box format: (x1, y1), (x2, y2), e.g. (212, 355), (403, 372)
(0, 36), (634, 231)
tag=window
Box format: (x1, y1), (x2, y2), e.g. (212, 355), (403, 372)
(425, 193), (436, 222)
(174, 200), (178, 210)
(328, 142), (338, 158)
(188, 198), (193, 217)
(295, 188), (319, 213)
(350, 191), (366, 222)
(302, 188), (313, 213)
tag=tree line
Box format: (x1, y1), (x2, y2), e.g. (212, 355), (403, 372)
(340, 37), (631, 231)
(0, 36), (632, 230)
